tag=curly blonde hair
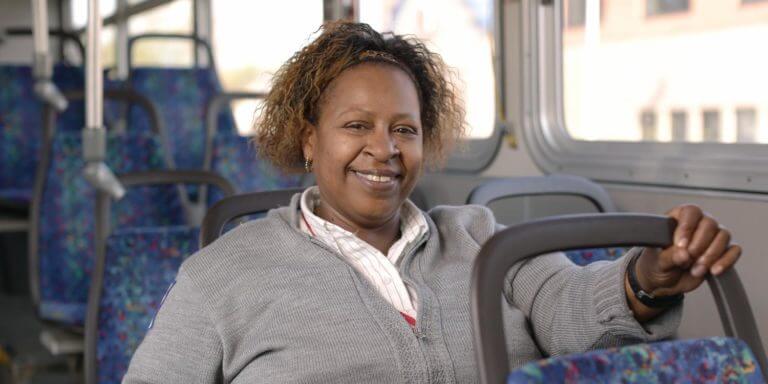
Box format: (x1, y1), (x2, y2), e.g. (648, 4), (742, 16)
(255, 21), (466, 172)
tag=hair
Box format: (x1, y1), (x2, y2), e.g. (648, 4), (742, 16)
(254, 21), (467, 172)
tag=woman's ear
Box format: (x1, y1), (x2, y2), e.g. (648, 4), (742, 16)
(301, 121), (317, 160)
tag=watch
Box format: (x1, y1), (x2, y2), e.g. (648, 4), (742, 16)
(627, 252), (684, 308)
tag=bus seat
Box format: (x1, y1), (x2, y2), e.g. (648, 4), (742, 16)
(91, 226), (199, 384)
(31, 90), (175, 327)
(84, 170), (235, 384)
(126, 34), (235, 170)
(128, 67), (226, 170)
(0, 64), (84, 204)
(467, 175), (626, 265)
(471, 214), (768, 383)
(202, 92), (304, 206)
(199, 187), (303, 247)
(506, 337), (763, 383)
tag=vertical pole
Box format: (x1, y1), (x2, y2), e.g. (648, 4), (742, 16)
(83, 0), (125, 200)
(86, 0), (103, 130)
(31, 0), (50, 56)
(116, 0), (129, 79)
(31, 0), (67, 111)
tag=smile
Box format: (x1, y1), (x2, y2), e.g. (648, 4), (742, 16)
(355, 172), (395, 183)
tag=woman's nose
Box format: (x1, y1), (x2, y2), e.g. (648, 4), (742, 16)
(365, 127), (400, 161)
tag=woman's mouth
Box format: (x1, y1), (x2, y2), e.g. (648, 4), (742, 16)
(351, 170), (401, 192)
(355, 172), (395, 183)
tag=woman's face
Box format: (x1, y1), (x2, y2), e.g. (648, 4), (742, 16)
(303, 62), (423, 229)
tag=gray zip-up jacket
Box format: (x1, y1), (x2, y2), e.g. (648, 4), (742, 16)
(123, 197), (681, 383)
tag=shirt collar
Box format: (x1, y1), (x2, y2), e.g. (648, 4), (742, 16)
(299, 186), (429, 257)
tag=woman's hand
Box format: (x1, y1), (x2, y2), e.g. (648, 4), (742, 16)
(625, 204), (742, 322)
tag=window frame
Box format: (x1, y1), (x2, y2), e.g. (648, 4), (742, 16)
(519, 0), (768, 193)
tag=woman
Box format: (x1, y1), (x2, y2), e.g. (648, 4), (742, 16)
(124, 22), (740, 383)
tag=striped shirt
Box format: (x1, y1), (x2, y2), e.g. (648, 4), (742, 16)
(298, 187), (428, 325)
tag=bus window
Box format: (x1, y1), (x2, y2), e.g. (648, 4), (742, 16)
(127, 0), (194, 67)
(359, 0), (496, 140)
(563, 0), (768, 144)
(211, 0), (323, 135)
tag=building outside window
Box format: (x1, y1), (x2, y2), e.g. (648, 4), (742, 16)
(671, 110), (687, 141)
(640, 110), (657, 141)
(567, 0), (587, 27)
(702, 109), (720, 142)
(647, 0), (689, 16)
(737, 108), (757, 142)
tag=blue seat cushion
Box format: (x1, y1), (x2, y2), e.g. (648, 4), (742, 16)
(96, 226), (199, 384)
(37, 130), (179, 326)
(129, 67), (230, 169)
(0, 65), (83, 201)
(207, 132), (303, 204)
(564, 247), (628, 266)
(507, 337), (764, 383)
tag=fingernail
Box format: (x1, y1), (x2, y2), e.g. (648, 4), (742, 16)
(677, 238), (688, 248)
(691, 264), (707, 277)
(711, 265), (723, 275)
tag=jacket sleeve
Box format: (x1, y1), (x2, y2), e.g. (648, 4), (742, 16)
(122, 269), (223, 384)
(502, 244), (683, 357)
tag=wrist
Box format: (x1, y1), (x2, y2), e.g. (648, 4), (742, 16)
(627, 250), (683, 309)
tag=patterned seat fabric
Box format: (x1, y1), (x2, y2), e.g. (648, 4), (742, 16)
(564, 247), (628, 266)
(0, 65), (84, 203)
(37, 129), (181, 326)
(207, 132), (303, 203)
(129, 67), (233, 170)
(507, 337), (765, 383)
(95, 226), (199, 384)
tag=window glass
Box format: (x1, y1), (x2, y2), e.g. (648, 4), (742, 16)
(646, 0), (689, 16)
(128, 0), (194, 67)
(71, 0), (116, 29)
(211, 0), (323, 135)
(359, 0), (496, 139)
(563, 0), (768, 144)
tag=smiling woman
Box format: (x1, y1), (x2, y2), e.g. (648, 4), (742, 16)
(122, 21), (741, 384)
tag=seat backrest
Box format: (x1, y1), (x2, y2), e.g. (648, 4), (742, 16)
(84, 170), (235, 384)
(0, 64), (83, 203)
(470, 213), (767, 383)
(128, 67), (225, 169)
(92, 225), (199, 384)
(200, 187), (303, 247)
(206, 133), (304, 202)
(29, 90), (173, 326)
(468, 175), (624, 265)
(202, 92), (304, 205)
(126, 33), (234, 170)
(506, 337), (764, 383)
(467, 175), (616, 216)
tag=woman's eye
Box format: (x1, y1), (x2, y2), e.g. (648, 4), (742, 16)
(345, 122), (366, 130)
(395, 126), (417, 135)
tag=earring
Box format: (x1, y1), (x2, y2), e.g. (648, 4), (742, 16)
(304, 157), (313, 173)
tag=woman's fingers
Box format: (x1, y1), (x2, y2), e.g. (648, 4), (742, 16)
(686, 216), (719, 258)
(710, 244), (742, 276)
(689, 229), (730, 277)
(668, 205), (703, 248)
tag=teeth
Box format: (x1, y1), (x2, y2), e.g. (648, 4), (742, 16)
(356, 172), (393, 183)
